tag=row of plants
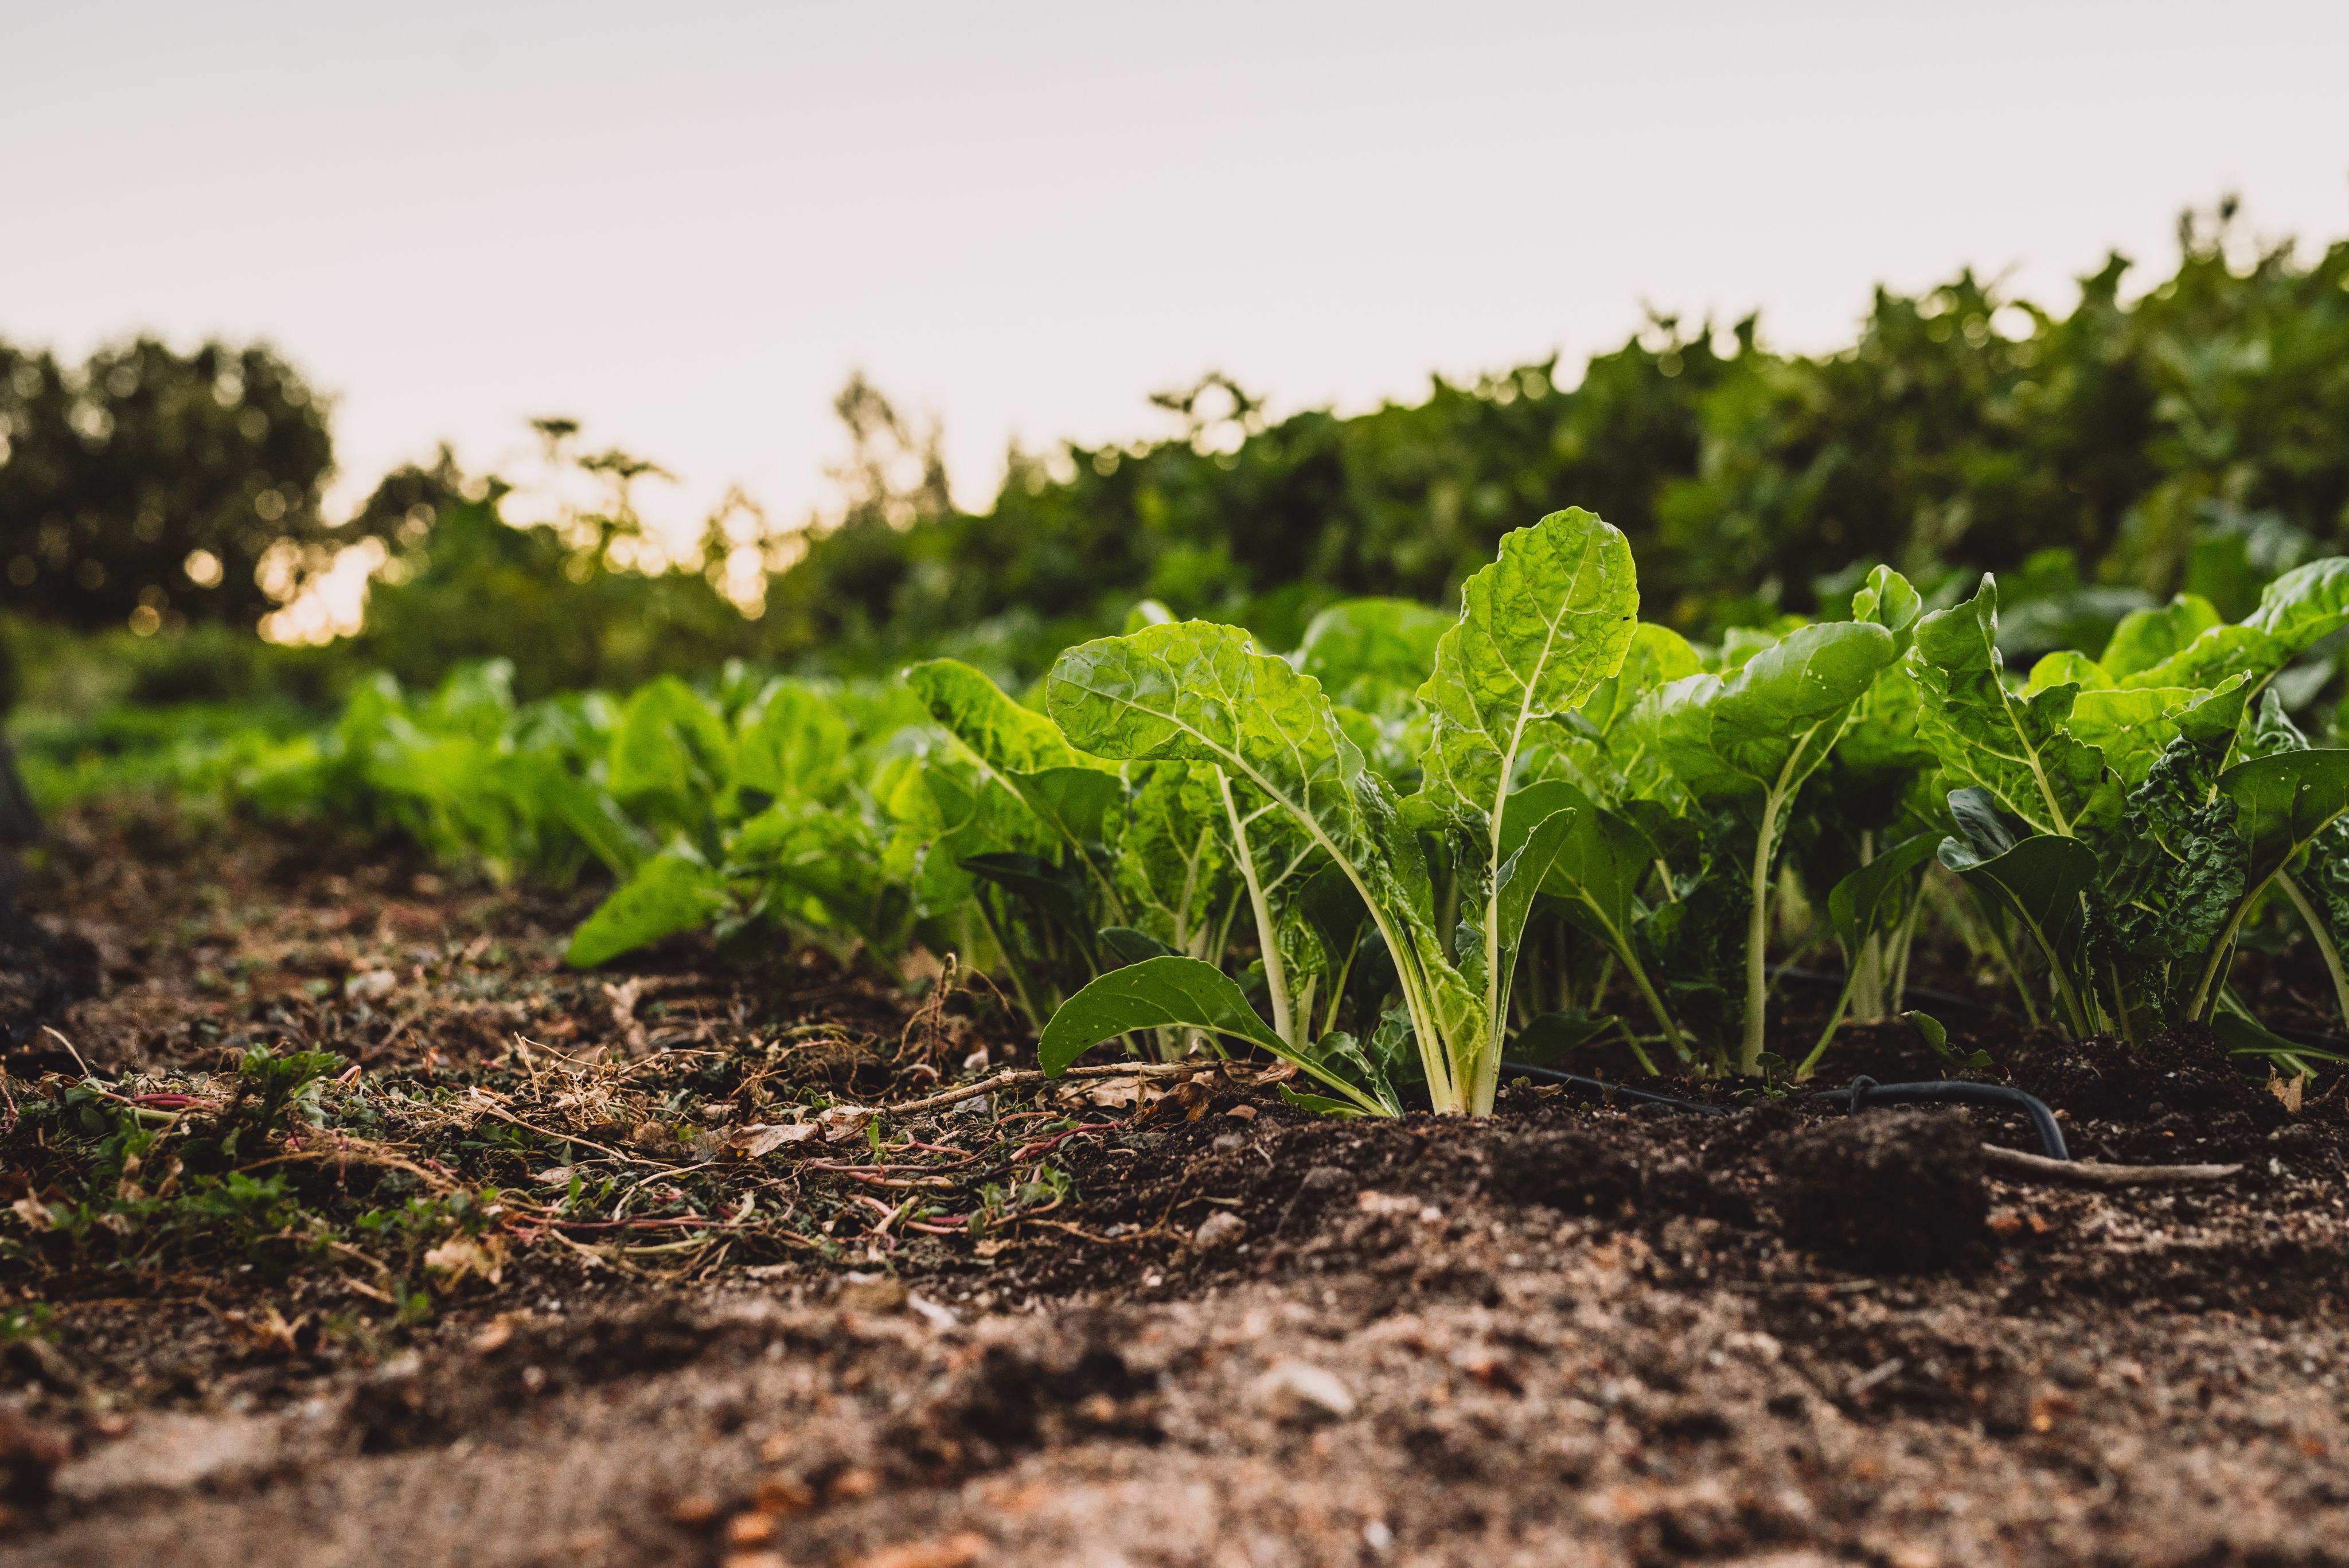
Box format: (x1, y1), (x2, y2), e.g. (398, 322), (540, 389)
(160, 510), (2349, 1118)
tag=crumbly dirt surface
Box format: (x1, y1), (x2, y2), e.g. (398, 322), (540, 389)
(6, 803), (2349, 1568)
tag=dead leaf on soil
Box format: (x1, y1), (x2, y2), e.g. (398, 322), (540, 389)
(603, 977), (649, 1052)
(470, 1313), (530, 1354)
(422, 1234), (506, 1289)
(2269, 1070), (2308, 1115)
(817, 1103), (875, 1144)
(1057, 1075), (1168, 1110)
(629, 1120), (681, 1153)
(751, 1473), (815, 1516)
(725, 1122), (819, 1159)
(725, 1511), (777, 1545)
(846, 1530), (986, 1568)
(222, 1306), (307, 1359)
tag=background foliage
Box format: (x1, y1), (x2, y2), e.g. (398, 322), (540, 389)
(7, 203), (2349, 712)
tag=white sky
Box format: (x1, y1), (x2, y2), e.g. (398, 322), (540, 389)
(7, 1), (2349, 541)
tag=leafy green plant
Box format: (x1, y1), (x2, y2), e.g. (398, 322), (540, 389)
(1915, 566), (2349, 1040)
(1652, 620), (1901, 1071)
(1035, 509), (1635, 1114)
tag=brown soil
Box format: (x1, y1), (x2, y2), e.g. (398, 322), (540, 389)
(6, 802), (2349, 1567)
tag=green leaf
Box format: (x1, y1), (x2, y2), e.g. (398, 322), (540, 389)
(566, 849), (731, 968)
(1295, 597), (1450, 700)
(1039, 955), (1283, 1072)
(1485, 802), (1582, 1017)
(1007, 765), (1122, 847)
(1938, 830), (2100, 1036)
(1561, 622), (1698, 739)
(1654, 621), (1898, 807)
(1825, 833), (1938, 954)
(733, 681), (852, 805)
(1277, 1083), (1376, 1117)
(907, 658), (1087, 774)
(2219, 748), (2349, 885)
(1414, 508), (1640, 825)
(1903, 1009), (1949, 1059)
(608, 677), (733, 814)
(2122, 559), (2349, 691)
(1107, 761), (1230, 954)
(1851, 564), (1923, 652)
(1509, 1009), (1617, 1065)
(2023, 651), (2113, 694)
(1910, 574), (2105, 837)
(1296, 1029), (1401, 1115)
(1097, 926), (1175, 966)
(1037, 956), (1395, 1115)
(2101, 594), (2222, 680)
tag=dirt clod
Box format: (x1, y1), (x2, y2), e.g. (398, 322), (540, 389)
(0, 1407), (64, 1505)
(1773, 1107), (1988, 1271)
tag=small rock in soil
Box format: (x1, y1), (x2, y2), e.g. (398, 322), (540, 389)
(1192, 1210), (1247, 1251)
(1773, 1107), (1988, 1271)
(1253, 1360), (1355, 1425)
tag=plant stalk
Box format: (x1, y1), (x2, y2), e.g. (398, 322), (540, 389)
(1216, 771), (1295, 1051)
(2277, 870), (2349, 1027)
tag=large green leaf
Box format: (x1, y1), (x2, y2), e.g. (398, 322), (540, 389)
(1414, 508), (1639, 825)
(1036, 955), (1396, 1115)
(608, 677), (732, 806)
(1294, 597), (1450, 704)
(2220, 748), (2349, 884)
(1654, 621), (1898, 806)
(1037, 955), (1284, 1071)
(1006, 765), (1122, 847)
(2101, 594), (2222, 680)
(2122, 559), (2349, 691)
(1407, 508), (1639, 1105)
(566, 848), (732, 968)
(1910, 575), (2105, 837)
(907, 658), (1092, 775)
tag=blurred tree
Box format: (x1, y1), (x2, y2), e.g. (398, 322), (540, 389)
(349, 439), (764, 700)
(0, 337), (368, 632)
(756, 203), (2349, 676)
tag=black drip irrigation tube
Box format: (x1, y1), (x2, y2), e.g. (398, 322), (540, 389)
(1496, 1063), (2071, 1160)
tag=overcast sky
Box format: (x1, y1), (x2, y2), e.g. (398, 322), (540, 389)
(9, 1), (2349, 536)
